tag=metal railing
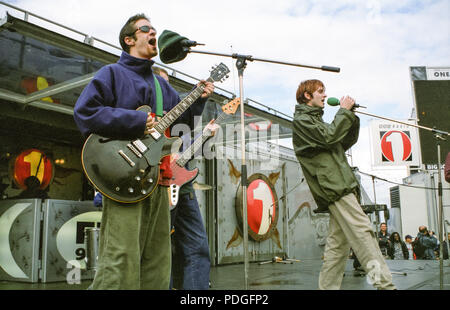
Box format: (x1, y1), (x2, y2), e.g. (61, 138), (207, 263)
(0, 1), (293, 125)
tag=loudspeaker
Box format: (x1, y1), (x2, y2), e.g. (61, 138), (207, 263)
(412, 79), (450, 166)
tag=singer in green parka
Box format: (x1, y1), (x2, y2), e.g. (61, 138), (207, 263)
(292, 79), (396, 290)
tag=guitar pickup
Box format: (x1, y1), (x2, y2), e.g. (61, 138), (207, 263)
(148, 128), (161, 140)
(132, 139), (148, 153)
(127, 143), (142, 158)
(118, 150), (135, 167)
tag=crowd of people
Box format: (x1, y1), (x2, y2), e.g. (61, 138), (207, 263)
(377, 223), (449, 261)
(350, 222), (449, 277)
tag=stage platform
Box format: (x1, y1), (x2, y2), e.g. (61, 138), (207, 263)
(0, 259), (448, 290)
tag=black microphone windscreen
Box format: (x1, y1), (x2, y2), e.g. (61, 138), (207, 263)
(158, 30), (190, 64)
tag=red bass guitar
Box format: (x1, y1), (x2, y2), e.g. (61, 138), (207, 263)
(161, 98), (240, 209)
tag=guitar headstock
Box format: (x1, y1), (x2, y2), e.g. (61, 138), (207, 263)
(209, 63), (230, 83)
(221, 97), (241, 115)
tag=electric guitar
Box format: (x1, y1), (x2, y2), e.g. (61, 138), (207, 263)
(162, 98), (241, 209)
(81, 63), (230, 203)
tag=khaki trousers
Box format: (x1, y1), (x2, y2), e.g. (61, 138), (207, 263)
(92, 186), (171, 290)
(318, 193), (396, 290)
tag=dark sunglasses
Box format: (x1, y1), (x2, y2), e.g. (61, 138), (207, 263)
(130, 25), (156, 35)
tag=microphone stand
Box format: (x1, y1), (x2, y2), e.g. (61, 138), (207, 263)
(353, 108), (448, 290)
(435, 133), (446, 290)
(187, 48), (340, 289)
(353, 110), (450, 137)
(188, 50), (341, 72)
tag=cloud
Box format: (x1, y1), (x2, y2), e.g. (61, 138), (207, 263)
(1, 0), (447, 206)
(3, 1), (447, 114)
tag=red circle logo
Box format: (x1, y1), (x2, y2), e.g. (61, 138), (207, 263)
(247, 179), (276, 236)
(13, 149), (54, 190)
(235, 173), (279, 241)
(380, 130), (412, 162)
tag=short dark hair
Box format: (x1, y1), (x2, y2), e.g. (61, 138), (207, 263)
(119, 13), (149, 53)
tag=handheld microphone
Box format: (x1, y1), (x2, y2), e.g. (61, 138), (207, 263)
(326, 97), (366, 108)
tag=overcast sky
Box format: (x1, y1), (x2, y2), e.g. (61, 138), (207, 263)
(1, 0), (449, 210)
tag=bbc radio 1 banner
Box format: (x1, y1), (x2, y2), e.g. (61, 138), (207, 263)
(369, 120), (421, 167)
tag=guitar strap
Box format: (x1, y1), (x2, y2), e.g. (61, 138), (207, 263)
(153, 74), (173, 182)
(153, 75), (164, 118)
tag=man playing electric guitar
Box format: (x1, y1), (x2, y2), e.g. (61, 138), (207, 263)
(73, 14), (214, 290)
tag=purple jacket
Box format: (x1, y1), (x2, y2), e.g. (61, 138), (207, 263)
(74, 51), (206, 139)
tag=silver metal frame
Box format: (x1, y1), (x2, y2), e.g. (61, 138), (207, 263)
(0, 2), (294, 138)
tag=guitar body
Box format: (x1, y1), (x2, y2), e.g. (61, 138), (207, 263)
(165, 97), (241, 210)
(81, 105), (182, 203)
(164, 153), (199, 209)
(80, 63), (230, 204)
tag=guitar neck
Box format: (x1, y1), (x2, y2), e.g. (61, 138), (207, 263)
(155, 78), (212, 133)
(176, 111), (228, 167)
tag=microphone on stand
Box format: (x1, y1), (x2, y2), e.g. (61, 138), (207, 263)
(158, 29), (205, 64)
(326, 97), (366, 108)
(180, 39), (205, 48)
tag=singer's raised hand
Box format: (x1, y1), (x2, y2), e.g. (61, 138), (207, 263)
(198, 80), (215, 99)
(340, 95), (355, 111)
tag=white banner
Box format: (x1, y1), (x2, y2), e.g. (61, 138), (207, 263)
(369, 120), (421, 167)
(426, 67), (450, 80)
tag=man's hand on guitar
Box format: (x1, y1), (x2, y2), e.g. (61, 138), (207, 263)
(144, 113), (158, 135)
(198, 80), (214, 99)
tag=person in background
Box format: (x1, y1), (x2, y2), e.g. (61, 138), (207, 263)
(350, 249), (365, 276)
(153, 66), (213, 290)
(405, 235), (415, 260)
(387, 232), (408, 260)
(429, 231), (440, 259)
(444, 233), (450, 260)
(378, 222), (390, 258)
(153, 66), (170, 82)
(415, 226), (438, 260)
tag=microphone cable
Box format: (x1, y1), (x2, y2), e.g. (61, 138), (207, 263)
(357, 170), (450, 191)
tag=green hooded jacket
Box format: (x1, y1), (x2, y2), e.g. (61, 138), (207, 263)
(292, 104), (360, 211)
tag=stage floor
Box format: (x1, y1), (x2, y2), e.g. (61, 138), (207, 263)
(0, 259), (448, 290)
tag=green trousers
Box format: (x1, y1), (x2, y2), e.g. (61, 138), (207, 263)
(92, 186), (171, 290)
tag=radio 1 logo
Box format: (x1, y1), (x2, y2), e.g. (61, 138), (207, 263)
(380, 130), (413, 163)
(371, 120), (420, 167)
